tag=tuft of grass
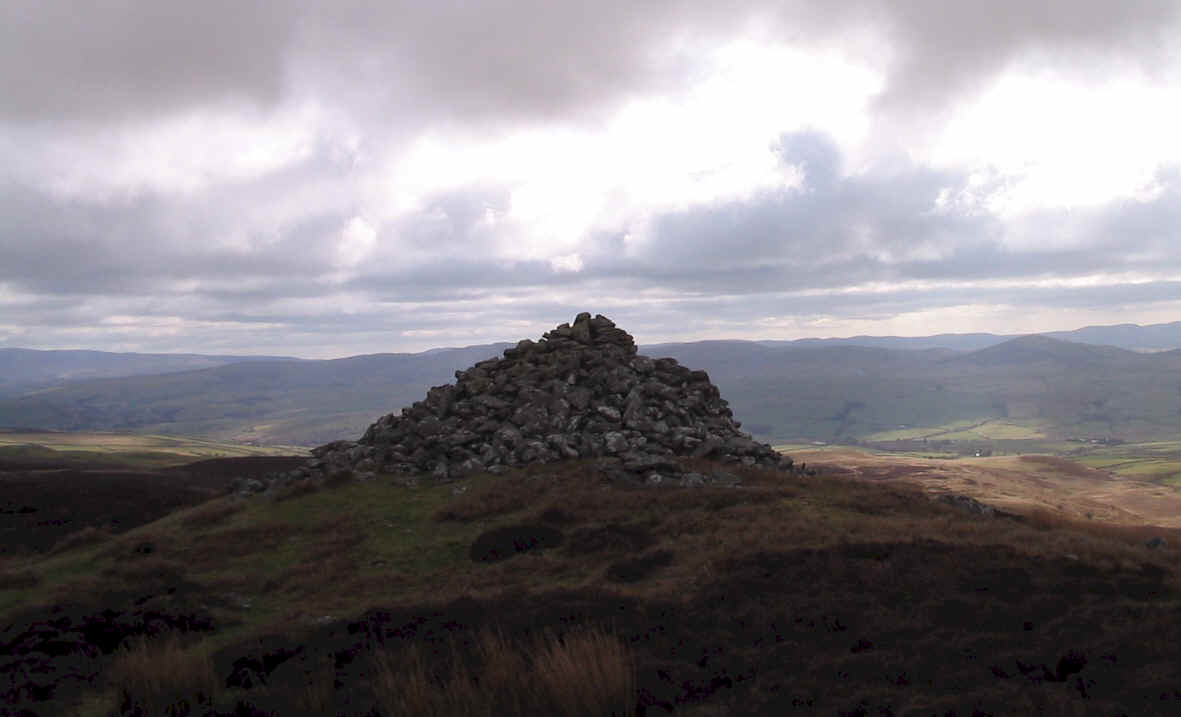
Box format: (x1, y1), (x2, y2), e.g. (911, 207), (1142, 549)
(105, 634), (221, 715)
(371, 626), (634, 717)
(296, 653), (339, 713)
(533, 627), (636, 717)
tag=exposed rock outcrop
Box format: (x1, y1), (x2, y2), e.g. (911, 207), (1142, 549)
(249, 313), (794, 493)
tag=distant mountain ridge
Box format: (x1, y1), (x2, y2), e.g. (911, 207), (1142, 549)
(3, 321), (1181, 445)
(0, 347), (298, 396)
(0, 344), (511, 445)
(761, 320), (1181, 354)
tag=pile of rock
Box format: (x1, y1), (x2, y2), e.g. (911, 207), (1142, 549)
(250, 313), (794, 493)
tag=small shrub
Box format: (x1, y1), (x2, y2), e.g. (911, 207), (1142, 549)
(469, 524), (563, 562)
(565, 523), (654, 556)
(106, 634), (220, 716)
(606, 550), (674, 583)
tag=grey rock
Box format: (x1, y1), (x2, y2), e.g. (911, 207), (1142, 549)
(938, 494), (996, 516)
(571, 312), (592, 343)
(596, 404), (622, 422)
(249, 312), (798, 493)
(603, 431), (629, 453)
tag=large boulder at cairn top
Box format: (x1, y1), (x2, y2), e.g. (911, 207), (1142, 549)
(255, 313), (793, 493)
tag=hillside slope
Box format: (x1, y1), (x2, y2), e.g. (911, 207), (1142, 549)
(0, 348), (295, 396)
(5, 335), (1181, 446)
(0, 341), (951, 444)
(5, 460), (1181, 716)
(0, 344), (510, 445)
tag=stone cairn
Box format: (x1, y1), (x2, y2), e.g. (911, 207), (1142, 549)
(245, 313), (794, 494)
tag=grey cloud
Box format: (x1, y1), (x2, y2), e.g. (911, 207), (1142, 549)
(0, 0), (294, 123)
(868, 0), (1180, 112)
(611, 131), (997, 291)
(605, 133), (1181, 297)
(3, 1), (1175, 134)
(4, 124), (1181, 355)
(706, 1), (1181, 132)
(0, 0), (744, 127)
(0, 182), (335, 295)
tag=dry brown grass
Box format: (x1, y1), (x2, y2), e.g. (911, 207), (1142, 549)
(434, 474), (537, 522)
(46, 456), (1181, 715)
(187, 521), (297, 566)
(411, 458), (1181, 608)
(533, 627), (635, 716)
(1022, 506), (1181, 544)
(179, 498), (243, 528)
(106, 634), (220, 714)
(370, 626), (634, 717)
(101, 556), (188, 586)
(0, 568), (40, 590)
(269, 478), (323, 503)
(296, 653), (338, 713)
(48, 525), (113, 555)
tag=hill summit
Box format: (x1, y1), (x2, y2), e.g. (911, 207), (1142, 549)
(256, 313), (793, 492)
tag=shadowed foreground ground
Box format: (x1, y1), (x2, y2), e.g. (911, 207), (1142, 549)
(4, 457), (1181, 715)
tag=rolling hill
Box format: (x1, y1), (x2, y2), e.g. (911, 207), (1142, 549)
(4, 333), (1181, 446)
(5, 319), (1181, 446)
(0, 347), (295, 396)
(0, 344), (510, 445)
(762, 319), (1181, 353)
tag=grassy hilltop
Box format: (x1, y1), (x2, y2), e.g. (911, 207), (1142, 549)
(4, 451), (1181, 715)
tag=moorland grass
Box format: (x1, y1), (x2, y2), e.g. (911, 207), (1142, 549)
(10, 457), (1181, 715)
(366, 627), (634, 717)
(105, 634), (221, 715)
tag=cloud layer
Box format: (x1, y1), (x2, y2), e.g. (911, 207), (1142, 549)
(2, 1), (1180, 356)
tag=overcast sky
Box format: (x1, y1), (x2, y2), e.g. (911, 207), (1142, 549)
(3, 1), (1180, 357)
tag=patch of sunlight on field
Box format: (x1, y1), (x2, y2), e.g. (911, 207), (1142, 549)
(861, 421), (977, 441)
(0, 432), (309, 465)
(1070, 441), (1181, 484)
(1114, 460), (1181, 479)
(864, 419), (1044, 442)
(1075, 457), (1136, 470)
(773, 443), (844, 453)
(0, 431), (306, 459)
(975, 421), (1046, 439)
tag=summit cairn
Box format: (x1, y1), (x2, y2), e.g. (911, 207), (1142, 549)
(259, 313), (793, 492)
